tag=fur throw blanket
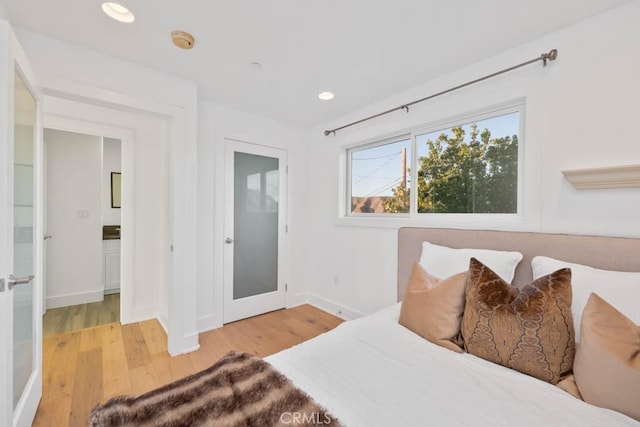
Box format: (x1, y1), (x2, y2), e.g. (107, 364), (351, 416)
(89, 351), (340, 427)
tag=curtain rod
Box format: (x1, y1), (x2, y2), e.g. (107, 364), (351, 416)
(324, 49), (558, 136)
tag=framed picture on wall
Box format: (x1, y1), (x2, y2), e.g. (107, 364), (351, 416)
(111, 172), (122, 208)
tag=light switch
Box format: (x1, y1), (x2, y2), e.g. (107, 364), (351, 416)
(77, 210), (90, 219)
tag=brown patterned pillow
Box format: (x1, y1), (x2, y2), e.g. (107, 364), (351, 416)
(461, 258), (575, 384)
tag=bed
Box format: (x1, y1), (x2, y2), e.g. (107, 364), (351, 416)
(90, 227), (639, 426)
(266, 227), (640, 426)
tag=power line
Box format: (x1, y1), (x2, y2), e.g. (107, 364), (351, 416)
(367, 178), (401, 197)
(352, 152), (401, 185)
(364, 177), (402, 197)
(352, 151), (401, 161)
(356, 173), (411, 198)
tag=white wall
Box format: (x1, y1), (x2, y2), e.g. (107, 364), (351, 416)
(102, 137), (121, 226)
(0, 0), (6, 20)
(45, 129), (103, 308)
(196, 102), (307, 331)
(295, 1), (640, 318)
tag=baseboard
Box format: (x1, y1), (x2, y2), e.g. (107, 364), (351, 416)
(168, 331), (200, 356)
(131, 308), (198, 356)
(194, 293), (364, 337)
(195, 292), (356, 332)
(196, 291), (308, 334)
(286, 292), (307, 309)
(157, 314), (169, 335)
(305, 293), (366, 320)
(133, 306), (160, 323)
(182, 332), (200, 354)
(197, 314), (221, 333)
(46, 289), (103, 309)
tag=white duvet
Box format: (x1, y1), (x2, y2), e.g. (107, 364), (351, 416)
(266, 304), (639, 427)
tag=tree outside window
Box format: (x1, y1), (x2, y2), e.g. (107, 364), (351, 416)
(350, 110), (519, 215)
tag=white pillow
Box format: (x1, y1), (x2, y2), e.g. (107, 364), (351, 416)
(419, 241), (523, 283)
(532, 256), (640, 343)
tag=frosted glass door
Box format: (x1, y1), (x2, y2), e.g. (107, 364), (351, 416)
(12, 70), (35, 409)
(1, 24), (42, 426)
(233, 152), (279, 299)
(223, 140), (287, 323)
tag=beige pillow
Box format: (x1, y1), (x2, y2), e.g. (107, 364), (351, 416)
(399, 262), (467, 353)
(574, 293), (640, 421)
(461, 258), (575, 384)
(556, 374), (583, 400)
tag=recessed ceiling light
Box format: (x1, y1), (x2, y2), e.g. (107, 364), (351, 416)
(249, 62), (263, 71)
(102, 2), (135, 23)
(318, 91), (335, 101)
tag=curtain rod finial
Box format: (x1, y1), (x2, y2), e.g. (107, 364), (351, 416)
(542, 49), (558, 66)
(324, 130), (335, 136)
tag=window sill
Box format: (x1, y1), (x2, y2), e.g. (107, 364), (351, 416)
(335, 214), (536, 231)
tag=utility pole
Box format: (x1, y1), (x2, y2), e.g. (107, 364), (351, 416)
(401, 147), (407, 188)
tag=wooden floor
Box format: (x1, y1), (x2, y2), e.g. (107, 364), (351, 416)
(43, 294), (120, 337)
(34, 304), (343, 427)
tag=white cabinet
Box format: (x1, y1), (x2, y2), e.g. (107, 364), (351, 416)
(103, 239), (121, 294)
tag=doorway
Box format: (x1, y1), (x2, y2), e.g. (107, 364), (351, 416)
(41, 129), (123, 335)
(223, 139), (288, 323)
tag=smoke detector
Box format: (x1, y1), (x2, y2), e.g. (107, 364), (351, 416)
(171, 31), (195, 50)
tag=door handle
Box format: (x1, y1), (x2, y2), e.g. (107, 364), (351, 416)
(225, 238), (234, 244)
(44, 234), (53, 240)
(8, 274), (35, 290)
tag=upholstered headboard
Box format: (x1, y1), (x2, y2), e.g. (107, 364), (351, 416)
(397, 227), (640, 301)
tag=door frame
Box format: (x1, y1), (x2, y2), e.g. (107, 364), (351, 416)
(222, 138), (288, 323)
(34, 78), (198, 356)
(41, 115), (135, 324)
(0, 20), (43, 427)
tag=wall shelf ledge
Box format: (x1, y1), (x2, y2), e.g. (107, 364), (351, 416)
(562, 164), (640, 190)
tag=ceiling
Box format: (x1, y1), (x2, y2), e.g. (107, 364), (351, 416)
(4, 0), (631, 127)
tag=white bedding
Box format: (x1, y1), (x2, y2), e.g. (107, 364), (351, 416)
(266, 304), (639, 427)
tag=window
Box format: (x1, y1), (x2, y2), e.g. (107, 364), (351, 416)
(346, 106), (521, 216)
(416, 111), (519, 214)
(349, 138), (411, 214)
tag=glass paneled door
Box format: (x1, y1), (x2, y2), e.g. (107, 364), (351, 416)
(12, 69), (36, 412)
(223, 140), (287, 323)
(0, 22), (43, 427)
